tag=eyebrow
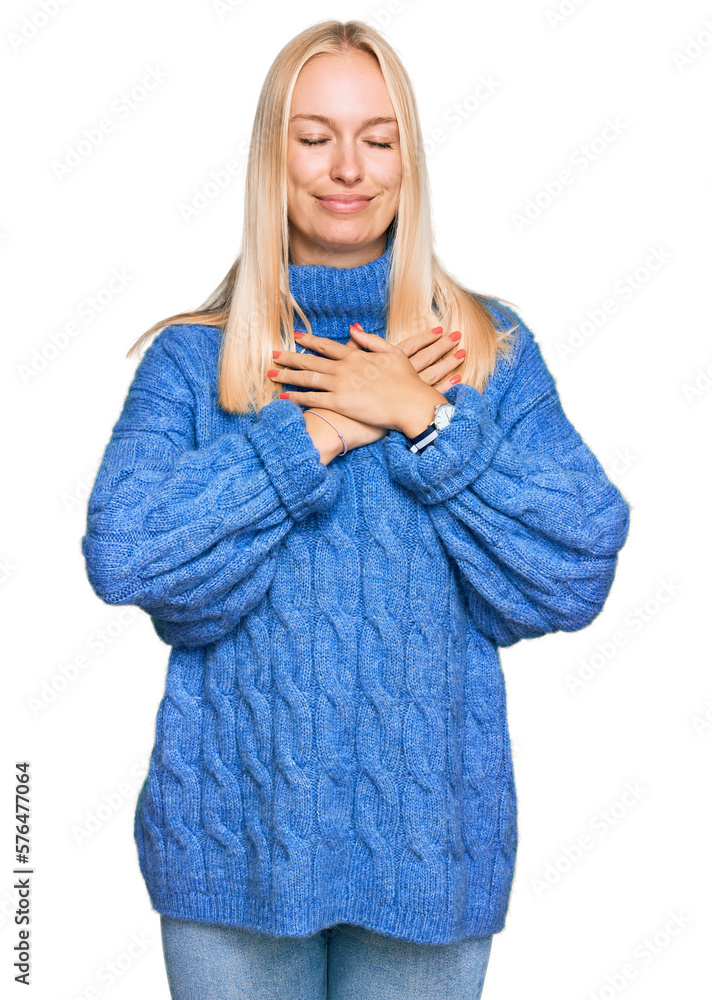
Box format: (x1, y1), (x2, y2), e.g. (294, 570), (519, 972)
(289, 113), (398, 129)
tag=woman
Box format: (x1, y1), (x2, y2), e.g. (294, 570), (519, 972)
(81, 19), (631, 1000)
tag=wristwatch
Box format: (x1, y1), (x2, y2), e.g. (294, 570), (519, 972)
(404, 402), (455, 454)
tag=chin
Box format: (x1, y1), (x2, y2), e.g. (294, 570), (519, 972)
(314, 229), (371, 248)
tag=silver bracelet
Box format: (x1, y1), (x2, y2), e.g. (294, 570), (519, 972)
(305, 409), (347, 456)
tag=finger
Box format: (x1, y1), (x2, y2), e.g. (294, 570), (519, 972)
(348, 326), (399, 353)
(420, 348), (466, 386)
(352, 324), (444, 359)
(407, 331), (463, 375)
(278, 388), (337, 407)
(360, 323), (442, 355)
(394, 327), (448, 363)
(292, 331), (352, 359)
(268, 365), (336, 391)
(432, 370), (463, 391)
(271, 349), (338, 375)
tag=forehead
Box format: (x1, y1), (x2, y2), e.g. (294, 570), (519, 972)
(290, 50), (396, 122)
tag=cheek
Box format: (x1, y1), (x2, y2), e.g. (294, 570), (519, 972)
(375, 156), (402, 195)
(381, 169), (402, 204)
(287, 151), (322, 191)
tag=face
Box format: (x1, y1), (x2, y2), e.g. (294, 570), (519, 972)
(286, 49), (402, 267)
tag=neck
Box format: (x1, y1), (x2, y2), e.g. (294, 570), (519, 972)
(289, 231), (387, 269)
(287, 223), (395, 344)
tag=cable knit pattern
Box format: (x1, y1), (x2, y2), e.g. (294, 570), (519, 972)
(81, 227), (631, 943)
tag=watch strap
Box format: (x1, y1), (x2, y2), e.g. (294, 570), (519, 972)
(405, 422), (438, 454)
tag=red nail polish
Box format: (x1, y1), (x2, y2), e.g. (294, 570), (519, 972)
(450, 375), (461, 384)
(279, 392), (290, 398)
(294, 331), (305, 339)
(432, 326), (443, 335)
(449, 330), (462, 341)
(267, 369), (278, 377)
(454, 349), (466, 359)
(272, 350), (281, 358)
(354, 323), (364, 330)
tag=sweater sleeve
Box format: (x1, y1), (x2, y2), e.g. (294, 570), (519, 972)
(81, 327), (343, 649)
(381, 317), (631, 647)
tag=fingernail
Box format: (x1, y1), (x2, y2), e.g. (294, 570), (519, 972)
(454, 348), (466, 359)
(449, 331), (461, 341)
(272, 350), (281, 358)
(431, 326), (443, 334)
(267, 369), (278, 377)
(294, 331), (305, 339)
(279, 392), (290, 398)
(450, 375), (461, 384)
(354, 322), (364, 330)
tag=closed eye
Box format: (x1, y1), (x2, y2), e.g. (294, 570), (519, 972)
(297, 138), (394, 149)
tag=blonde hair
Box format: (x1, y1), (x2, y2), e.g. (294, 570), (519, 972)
(127, 19), (521, 413)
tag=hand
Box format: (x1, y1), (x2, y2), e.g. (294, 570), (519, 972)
(311, 324), (464, 452)
(268, 326), (449, 435)
(273, 332), (391, 455)
(378, 324), (466, 392)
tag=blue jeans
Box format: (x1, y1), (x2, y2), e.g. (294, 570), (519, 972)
(160, 915), (493, 1000)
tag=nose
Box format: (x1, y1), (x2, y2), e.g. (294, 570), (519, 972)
(329, 140), (363, 184)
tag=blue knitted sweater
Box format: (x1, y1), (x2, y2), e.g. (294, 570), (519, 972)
(81, 231), (631, 944)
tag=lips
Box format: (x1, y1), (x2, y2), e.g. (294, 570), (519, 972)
(315, 195), (374, 213)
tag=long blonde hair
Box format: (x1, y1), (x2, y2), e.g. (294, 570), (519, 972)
(127, 19), (521, 413)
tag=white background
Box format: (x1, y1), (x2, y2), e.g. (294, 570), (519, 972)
(2, 0), (711, 997)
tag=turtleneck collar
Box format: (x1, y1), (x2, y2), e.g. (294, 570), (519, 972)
(287, 223), (394, 343)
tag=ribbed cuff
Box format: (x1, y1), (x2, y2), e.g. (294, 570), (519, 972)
(246, 399), (342, 520)
(383, 383), (501, 504)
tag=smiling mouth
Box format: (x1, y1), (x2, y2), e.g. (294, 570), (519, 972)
(315, 196), (374, 213)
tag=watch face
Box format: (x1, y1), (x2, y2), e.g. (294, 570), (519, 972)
(433, 403), (455, 429)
